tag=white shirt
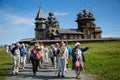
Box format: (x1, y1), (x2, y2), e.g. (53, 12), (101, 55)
(14, 48), (20, 55)
(76, 49), (82, 61)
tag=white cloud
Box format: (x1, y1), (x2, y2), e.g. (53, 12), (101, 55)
(102, 33), (120, 38)
(0, 12), (34, 34)
(0, 5), (34, 26)
(0, 6), (35, 44)
(6, 15), (34, 26)
(54, 11), (69, 16)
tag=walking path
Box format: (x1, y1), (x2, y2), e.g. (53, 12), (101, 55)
(7, 63), (94, 80)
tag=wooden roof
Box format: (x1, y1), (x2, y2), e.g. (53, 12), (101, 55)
(57, 29), (83, 34)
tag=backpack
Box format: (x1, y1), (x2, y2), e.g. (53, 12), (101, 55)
(30, 53), (36, 60)
(30, 53), (40, 60)
(11, 47), (16, 55)
(53, 48), (57, 56)
(30, 49), (40, 60)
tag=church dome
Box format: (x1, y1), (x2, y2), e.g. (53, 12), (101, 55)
(49, 11), (54, 16)
(83, 8), (88, 13)
(83, 8), (88, 18)
(77, 12), (83, 19)
(88, 12), (93, 17)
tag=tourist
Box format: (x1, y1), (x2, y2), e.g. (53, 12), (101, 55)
(72, 42), (89, 79)
(38, 42), (44, 68)
(64, 42), (71, 72)
(12, 43), (21, 75)
(30, 44), (40, 76)
(65, 42), (71, 58)
(25, 44), (31, 63)
(6, 45), (9, 53)
(57, 41), (68, 77)
(43, 44), (49, 63)
(54, 43), (59, 69)
(49, 44), (56, 69)
(9, 43), (15, 56)
(20, 43), (27, 69)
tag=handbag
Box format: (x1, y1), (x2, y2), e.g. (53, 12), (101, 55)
(30, 53), (36, 60)
(75, 59), (80, 67)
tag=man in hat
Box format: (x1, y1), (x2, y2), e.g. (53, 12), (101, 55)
(72, 42), (89, 79)
(12, 43), (21, 75)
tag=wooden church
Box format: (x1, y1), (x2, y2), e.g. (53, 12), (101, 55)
(34, 7), (102, 40)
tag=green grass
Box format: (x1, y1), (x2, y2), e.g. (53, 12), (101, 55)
(0, 48), (12, 80)
(68, 41), (120, 80)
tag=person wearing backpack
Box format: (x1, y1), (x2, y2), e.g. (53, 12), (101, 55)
(72, 42), (89, 79)
(49, 44), (57, 70)
(43, 44), (49, 63)
(30, 44), (40, 76)
(12, 43), (21, 75)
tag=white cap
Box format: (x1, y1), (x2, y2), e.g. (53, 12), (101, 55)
(16, 43), (20, 46)
(75, 42), (81, 46)
(22, 43), (25, 47)
(51, 44), (54, 47)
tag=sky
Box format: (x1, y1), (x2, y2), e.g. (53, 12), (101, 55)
(0, 0), (120, 45)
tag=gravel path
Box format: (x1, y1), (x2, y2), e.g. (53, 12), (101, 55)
(7, 63), (94, 80)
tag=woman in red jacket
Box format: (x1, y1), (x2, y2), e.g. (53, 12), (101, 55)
(30, 44), (40, 76)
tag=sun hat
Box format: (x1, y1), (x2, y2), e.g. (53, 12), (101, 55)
(34, 43), (38, 47)
(16, 43), (20, 46)
(51, 44), (54, 47)
(22, 43), (25, 47)
(75, 42), (81, 46)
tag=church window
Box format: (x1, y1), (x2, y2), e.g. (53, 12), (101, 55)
(63, 35), (67, 39)
(69, 35), (73, 39)
(74, 35), (78, 39)
(79, 35), (81, 39)
(84, 35), (87, 39)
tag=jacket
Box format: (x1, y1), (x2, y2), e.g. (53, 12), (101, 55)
(72, 47), (89, 63)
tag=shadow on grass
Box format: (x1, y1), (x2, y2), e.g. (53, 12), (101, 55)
(0, 68), (10, 70)
(1, 63), (12, 65)
(0, 73), (9, 76)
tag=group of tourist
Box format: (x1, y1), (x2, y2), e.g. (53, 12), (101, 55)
(6, 41), (89, 79)
(6, 43), (30, 74)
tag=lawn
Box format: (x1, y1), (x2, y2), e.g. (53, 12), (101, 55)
(0, 48), (12, 80)
(68, 41), (120, 80)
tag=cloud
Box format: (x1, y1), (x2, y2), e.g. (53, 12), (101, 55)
(1, 13), (34, 26)
(102, 33), (120, 38)
(6, 15), (34, 26)
(0, 11), (34, 34)
(0, 6), (35, 44)
(0, 5), (34, 26)
(0, 6), (34, 32)
(54, 11), (69, 16)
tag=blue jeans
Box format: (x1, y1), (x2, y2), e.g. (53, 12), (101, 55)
(57, 58), (65, 75)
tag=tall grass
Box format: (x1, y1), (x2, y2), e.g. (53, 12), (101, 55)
(0, 48), (12, 80)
